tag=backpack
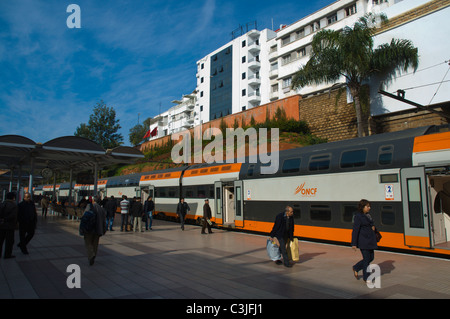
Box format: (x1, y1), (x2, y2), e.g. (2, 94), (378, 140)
(79, 209), (97, 235)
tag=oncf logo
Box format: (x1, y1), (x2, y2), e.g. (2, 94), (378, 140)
(294, 182), (317, 197)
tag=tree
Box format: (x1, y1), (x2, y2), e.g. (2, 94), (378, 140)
(129, 117), (152, 146)
(74, 100), (123, 149)
(291, 13), (419, 137)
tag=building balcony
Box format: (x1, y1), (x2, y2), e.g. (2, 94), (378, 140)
(248, 74), (261, 86)
(248, 41), (260, 53)
(269, 69), (278, 79)
(248, 91), (261, 103)
(248, 57), (261, 70)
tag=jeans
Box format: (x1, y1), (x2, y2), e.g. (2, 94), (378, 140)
(121, 213), (128, 231)
(106, 216), (114, 230)
(353, 249), (375, 281)
(145, 211), (153, 230)
(277, 237), (290, 266)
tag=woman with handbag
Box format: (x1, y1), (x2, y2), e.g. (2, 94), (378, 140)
(351, 199), (378, 284)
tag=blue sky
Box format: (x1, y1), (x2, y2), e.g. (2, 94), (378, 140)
(0, 0), (334, 145)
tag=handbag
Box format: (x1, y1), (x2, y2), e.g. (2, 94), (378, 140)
(287, 238), (299, 262)
(266, 239), (281, 261)
(374, 227), (382, 242)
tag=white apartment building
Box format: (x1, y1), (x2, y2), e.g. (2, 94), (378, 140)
(195, 28), (277, 124)
(148, 0), (449, 141)
(148, 92), (199, 140)
(272, 0), (450, 115)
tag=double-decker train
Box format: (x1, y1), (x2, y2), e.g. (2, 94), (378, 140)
(35, 125), (450, 257)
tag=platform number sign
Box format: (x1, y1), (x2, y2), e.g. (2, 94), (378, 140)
(385, 184), (394, 201)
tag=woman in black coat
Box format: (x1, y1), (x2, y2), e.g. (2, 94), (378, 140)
(351, 199), (378, 283)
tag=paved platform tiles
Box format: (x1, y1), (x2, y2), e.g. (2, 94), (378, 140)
(1, 211), (449, 299)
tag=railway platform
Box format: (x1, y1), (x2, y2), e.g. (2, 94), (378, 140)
(1, 209), (449, 303)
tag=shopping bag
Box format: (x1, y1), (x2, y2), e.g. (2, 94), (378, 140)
(266, 239), (281, 261)
(288, 238), (299, 262)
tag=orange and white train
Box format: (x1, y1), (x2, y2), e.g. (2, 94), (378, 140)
(36, 125), (450, 257)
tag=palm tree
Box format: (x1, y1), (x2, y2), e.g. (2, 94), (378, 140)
(291, 13), (419, 137)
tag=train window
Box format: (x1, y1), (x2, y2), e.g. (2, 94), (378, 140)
(379, 174), (398, 183)
(342, 205), (356, 222)
(310, 204), (331, 221)
(184, 186), (194, 198)
(378, 145), (394, 165)
(159, 187), (167, 197)
(309, 154), (331, 171)
(208, 185), (215, 198)
(282, 158), (301, 173)
(197, 185), (206, 198)
(381, 205), (395, 225)
(168, 187), (177, 198)
(340, 149), (367, 168)
(293, 204), (301, 219)
(247, 164), (255, 177)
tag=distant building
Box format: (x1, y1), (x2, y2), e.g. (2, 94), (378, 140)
(148, 0), (450, 141)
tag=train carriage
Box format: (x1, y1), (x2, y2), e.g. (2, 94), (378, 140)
(139, 167), (185, 220)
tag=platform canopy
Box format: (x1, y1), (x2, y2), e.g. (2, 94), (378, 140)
(0, 135), (144, 195)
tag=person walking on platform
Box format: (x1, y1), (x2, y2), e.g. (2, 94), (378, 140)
(0, 192), (18, 259)
(83, 196), (106, 265)
(131, 197), (144, 232)
(40, 195), (49, 218)
(120, 195), (130, 231)
(144, 196), (154, 230)
(104, 196), (117, 231)
(17, 192), (37, 255)
(269, 206), (294, 268)
(176, 198), (190, 231)
(351, 199), (378, 284)
(201, 199), (213, 234)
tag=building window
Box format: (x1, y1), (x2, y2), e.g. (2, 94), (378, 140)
(242, 40), (246, 47)
(242, 106), (246, 111)
(242, 89), (246, 96)
(201, 63), (204, 69)
(200, 105), (203, 112)
(242, 56), (246, 63)
(201, 77), (204, 83)
(200, 91), (204, 97)
(345, 4), (357, 16)
(282, 77), (292, 89)
(327, 13), (338, 25)
(242, 72), (246, 80)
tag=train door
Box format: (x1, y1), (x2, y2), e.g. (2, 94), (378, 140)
(214, 181), (223, 226)
(223, 185), (235, 226)
(428, 174), (450, 248)
(140, 185), (155, 201)
(400, 167), (432, 248)
(234, 180), (244, 228)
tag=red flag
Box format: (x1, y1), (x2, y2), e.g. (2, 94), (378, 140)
(142, 129), (151, 140)
(150, 127), (157, 137)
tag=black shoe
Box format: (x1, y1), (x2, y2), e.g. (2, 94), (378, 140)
(18, 243), (29, 254)
(284, 263), (293, 268)
(89, 257), (95, 266)
(275, 260), (283, 265)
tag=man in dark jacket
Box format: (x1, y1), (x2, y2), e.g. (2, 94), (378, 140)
(201, 199), (213, 234)
(83, 196), (107, 265)
(176, 198), (190, 231)
(17, 192), (37, 255)
(104, 196), (117, 231)
(131, 197), (144, 232)
(269, 206), (294, 267)
(0, 192), (18, 259)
